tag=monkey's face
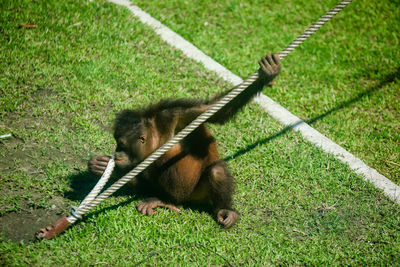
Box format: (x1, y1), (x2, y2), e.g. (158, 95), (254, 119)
(113, 123), (154, 171)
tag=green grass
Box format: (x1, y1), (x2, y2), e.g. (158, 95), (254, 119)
(132, 0), (400, 183)
(0, 0), (399, 265)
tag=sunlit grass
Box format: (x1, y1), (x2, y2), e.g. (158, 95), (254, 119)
(0, 0), (399, 265)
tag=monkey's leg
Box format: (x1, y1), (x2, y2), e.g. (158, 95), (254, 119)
(137, 197), (181, 215)
(207, 161), (239, 228)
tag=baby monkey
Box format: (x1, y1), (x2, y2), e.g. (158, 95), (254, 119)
(89, 54), (281, 228)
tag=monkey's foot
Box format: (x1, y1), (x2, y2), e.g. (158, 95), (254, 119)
(137, 198), (181, 215)
(217, 209), (239, 228)
(37, 216), (71, 240)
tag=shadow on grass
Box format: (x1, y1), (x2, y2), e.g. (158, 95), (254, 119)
(225, 67), (399, 161)
(63, 171), (143, 221)
(64, 171), (136, 201)
(64, 171), (215, 224)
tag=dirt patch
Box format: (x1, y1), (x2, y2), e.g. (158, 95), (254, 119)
(0, 134), (72, 243)
(0, 88), (104, 243)
(0, 137), (45, 179)
(0, 208), (65, 243)
(0, 194), (69, 243)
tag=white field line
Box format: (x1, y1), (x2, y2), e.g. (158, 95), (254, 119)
(107, 0), (400, 205)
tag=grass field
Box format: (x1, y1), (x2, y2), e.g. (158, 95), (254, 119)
(0, 0), (399, 265)
(133, 0), (400, 183)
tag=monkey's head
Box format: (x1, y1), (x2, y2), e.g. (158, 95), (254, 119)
(113, 110), (157, 170)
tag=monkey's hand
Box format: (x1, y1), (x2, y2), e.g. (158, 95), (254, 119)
(88, 156), (110, 176)
(137, 197), (181, 215)
(258, 54), (281, 84)
(217, 209), (239, 228)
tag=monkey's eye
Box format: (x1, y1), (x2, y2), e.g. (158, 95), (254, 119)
(139, 135), (146, 144)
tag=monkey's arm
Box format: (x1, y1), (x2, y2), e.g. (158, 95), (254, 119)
(174, 104), (211, 131)
(175, 54), (281, 129)
(207, 54), (281, 124)
(174, 79), (266, 130)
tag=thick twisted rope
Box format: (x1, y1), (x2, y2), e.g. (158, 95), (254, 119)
(68, 156), (115, 221)
(68, 0), (353, 224)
